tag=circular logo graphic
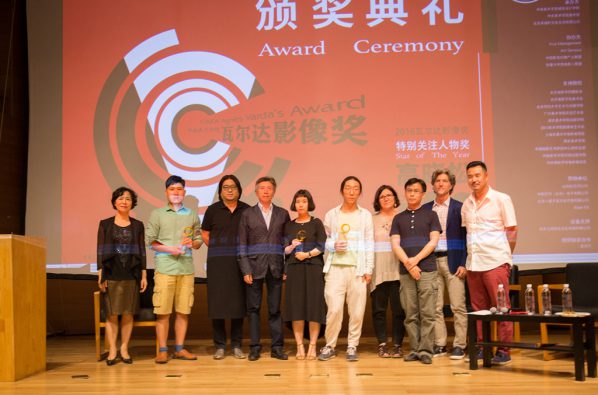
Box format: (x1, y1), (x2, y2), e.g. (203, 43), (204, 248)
(94, 29), (285, 211)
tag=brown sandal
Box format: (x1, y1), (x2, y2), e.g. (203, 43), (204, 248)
(306, 344), (317, 360)
(391, 344), (403, 358)
(296, 343), (306, 360)
(378, 343), (391, 358)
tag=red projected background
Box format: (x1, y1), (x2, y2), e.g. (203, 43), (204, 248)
(62, 0), (492, 272)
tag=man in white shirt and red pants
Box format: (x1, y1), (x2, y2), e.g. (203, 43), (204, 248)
(461, 161), (518, 365)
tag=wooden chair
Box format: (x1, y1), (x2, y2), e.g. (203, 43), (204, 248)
(537, 263), (598, 361)
(94, 269), (159, 361)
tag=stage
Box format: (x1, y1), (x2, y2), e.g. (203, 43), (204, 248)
(1, 334), (596, 394)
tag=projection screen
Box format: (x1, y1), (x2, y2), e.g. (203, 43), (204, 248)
(26, 0), (598, 276)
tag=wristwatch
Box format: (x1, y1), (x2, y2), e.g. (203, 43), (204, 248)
(307, 251), (311, 258)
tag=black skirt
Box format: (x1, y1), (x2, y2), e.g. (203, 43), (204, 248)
(283, 261), (326, 324)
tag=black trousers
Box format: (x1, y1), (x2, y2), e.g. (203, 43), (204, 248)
(212, 318), (244, 349)
(246, 269), (283, 351)
(371, 280), (406, 345)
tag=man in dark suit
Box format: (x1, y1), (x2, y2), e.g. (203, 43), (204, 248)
(238, 176), (290, 361)
(422, 169), (468, 360)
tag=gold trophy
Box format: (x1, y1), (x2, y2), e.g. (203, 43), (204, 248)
(296, 229), (307, 253)
(337, 223), (350, 253)
(181, 226), (194, 254)
(339, 223), (350, 241)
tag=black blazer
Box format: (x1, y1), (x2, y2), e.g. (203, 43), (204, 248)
(238, 204), (290, 279)
(97, 216), (147, 281)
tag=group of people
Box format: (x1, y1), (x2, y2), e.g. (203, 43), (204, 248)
(96, 160), (518, 367)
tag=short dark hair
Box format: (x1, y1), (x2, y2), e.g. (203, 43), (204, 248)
(404, 178), (427, 192)
(255, 176), (276, 190)
(111, 187), (138, 209)
(218, 174), (242, 201)
(373, 185), (400, 212)
(290, 189), (316, 212)
(165, 175), (185, 188)
(431, 169), (456, 194)
(466, 161), (487, 172)
(340, 176), (362, 193)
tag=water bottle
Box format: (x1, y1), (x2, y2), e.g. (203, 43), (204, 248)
(524, 284), (535, 315)
(541, 284), (552, 316)
(562, 284), (573, 314)
(496, 284), (507, 314)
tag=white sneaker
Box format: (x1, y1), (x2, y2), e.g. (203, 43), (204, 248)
(346, 346), (358, 362)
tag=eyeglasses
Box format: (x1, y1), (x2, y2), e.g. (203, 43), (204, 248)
(379, 194), (394, 200)
(222, 186), (238, 191)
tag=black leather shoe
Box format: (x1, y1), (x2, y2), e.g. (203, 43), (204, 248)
(270, 348), (288, 360)
(106, 358), (118, 366)
(248, 349), (261, 361)
(403, 352), (419, 362)
(420, 354), (433, 365)
(119, 351), (132, 364)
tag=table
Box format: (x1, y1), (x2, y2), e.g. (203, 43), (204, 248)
(467, 312), (596, 381)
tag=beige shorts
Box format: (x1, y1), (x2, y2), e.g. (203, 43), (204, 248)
(152, 272), (195, 315)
